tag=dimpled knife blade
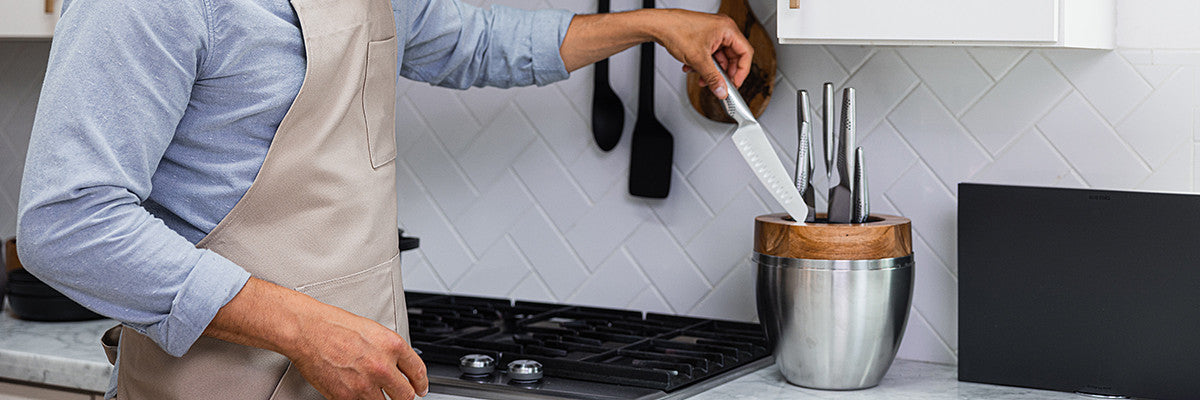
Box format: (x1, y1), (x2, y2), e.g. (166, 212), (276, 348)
(852, 146), (869, 223)
(827, 87), (856, 223)
(713, 60), (809, 223)
(796, 90), (816, 222)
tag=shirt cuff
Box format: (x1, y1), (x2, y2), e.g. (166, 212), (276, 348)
(530, 8), (574, 86)
(157, 250), (251, 357)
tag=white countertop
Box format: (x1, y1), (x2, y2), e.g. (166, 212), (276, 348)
(0, 311), (1082, 399)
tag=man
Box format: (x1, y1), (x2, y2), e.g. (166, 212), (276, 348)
(17, 0), (751, 399)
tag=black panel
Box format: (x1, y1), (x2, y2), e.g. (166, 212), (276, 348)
(958, 183), (1200, 399)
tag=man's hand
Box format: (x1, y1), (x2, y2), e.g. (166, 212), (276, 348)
(560, 8), (753, 99)
(204, 278), (429, 400)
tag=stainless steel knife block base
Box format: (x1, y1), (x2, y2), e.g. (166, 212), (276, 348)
(753, 213), (914, 390)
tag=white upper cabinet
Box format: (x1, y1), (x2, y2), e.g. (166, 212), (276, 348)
(1, 0), (62, 38)
(777, 0), (1114, 49)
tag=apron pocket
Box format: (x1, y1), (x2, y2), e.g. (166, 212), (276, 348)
(363, 36), (398, 169)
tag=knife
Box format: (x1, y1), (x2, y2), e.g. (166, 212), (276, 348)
(852, 146), (869, 223)
(822, 82), (835, 185)
(713, 60), (809, 223)
(827, 88), (856, 223)
(795, 90), (816, 222)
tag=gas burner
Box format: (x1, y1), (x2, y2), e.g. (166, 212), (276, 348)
(459, 354), (495, 376)
(506, 359), (543, 382)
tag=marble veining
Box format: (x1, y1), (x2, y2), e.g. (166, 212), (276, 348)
(0, 312), (1080, 399)
(0, 311), (114, 391)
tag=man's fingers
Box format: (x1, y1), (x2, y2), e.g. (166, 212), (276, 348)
(730, 40), (754, 87)
(381, 367), (417, 400)
(693, 60), (728, 99)
(396, 346), (429, 397)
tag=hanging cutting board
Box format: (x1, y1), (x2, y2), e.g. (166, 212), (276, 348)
(686, 0), (776, 123)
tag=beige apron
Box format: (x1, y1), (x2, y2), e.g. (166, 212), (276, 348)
(106, 0), (407, 397)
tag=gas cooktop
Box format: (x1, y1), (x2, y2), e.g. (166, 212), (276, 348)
(405, 292), (773, 400)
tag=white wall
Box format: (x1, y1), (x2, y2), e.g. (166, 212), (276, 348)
(2, 0), (1198, 365)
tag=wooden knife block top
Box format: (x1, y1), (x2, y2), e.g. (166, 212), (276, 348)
(754, 213), (912, 260)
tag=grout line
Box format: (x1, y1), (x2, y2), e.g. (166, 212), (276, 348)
(397, 158), (481, 266)
(956, 50), (1037, 125)
(908, 306), (959, 361)
(1031, 124), (1093, 188)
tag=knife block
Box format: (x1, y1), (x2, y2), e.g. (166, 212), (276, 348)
(753, 212), (914, 390)
(754, 213), (911, 260)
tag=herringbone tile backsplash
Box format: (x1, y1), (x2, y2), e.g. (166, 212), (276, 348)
(2, 0), (1198, 365)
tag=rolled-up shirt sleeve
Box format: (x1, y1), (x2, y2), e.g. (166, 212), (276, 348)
(397, 0), (575, 89)
(17, 0), (250, 357)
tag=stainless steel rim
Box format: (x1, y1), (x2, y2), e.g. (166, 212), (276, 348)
(753, 253), (913, 271)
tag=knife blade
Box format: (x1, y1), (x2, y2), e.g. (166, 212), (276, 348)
(796, 90), (816, 222)
(852, 146), (869, 223)
(713, 61), (809, 223)
(822, 82), (835, 185)
(827, 88), (856, 223)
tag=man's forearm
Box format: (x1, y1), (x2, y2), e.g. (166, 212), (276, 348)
(202, 277), (308, 356)
(559, 8), (752, 98)
(560, 10), (658, 72)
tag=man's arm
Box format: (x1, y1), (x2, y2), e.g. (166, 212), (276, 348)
(203, 278), (429, 400)
(559, 9), (752, 99)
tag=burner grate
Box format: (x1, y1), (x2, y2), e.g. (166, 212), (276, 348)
(406, 292), (772, 392)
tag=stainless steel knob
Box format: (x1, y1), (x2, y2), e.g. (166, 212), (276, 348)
(506, 360), (544, 381)
(459, 354), (496, 376)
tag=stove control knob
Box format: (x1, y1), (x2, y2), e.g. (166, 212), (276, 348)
(506, 360), (544, 382)
(459, 354), (496, 376)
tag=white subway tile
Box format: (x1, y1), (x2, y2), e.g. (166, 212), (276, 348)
(899, 47), (992, 116)
(688, 258), (756, 322)
(1045, 50), (1152, 124)
(1117, 67), (1197, 167)
(886, 163), (958, 271)
(971, 129), (1073, 188)
(895, 310), (958, 365)
(459, 86), (516, 127)
(688, 133), (755, 211)
(1138, 144), (1193, 192)
(565, 185), (656, 269)
(514, 85), (591, 163)
(510, 274), (557, 303)
(403, 133), (479, 219)
(842, 50), (921, 134)
(458, 105), (538, 190)
(395, 167), (475, 285)
(777, 45), (849, 95)
(569, 249), (650, 309)
(650, 168), (715, 244)
(512, 140), (591, 230)
(858, 121), (919, 196)
(625, 222), (711, 312)
(452, 237), (532, 298)
(962, 54), (1072, 154)
(889, 86), (991, 195)
(454, 172), (535, 255)
(1039, 92), (1151, 189)
(825, 46), (874, 74)
(911, 234), (958, 349)
(685, 188), (767, 283)
(509, 208), (589, 299)
(405, 83), (482, 155)
(967, 48), (1027, 80)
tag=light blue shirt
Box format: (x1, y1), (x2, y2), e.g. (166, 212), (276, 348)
(16, 0), (572, 390)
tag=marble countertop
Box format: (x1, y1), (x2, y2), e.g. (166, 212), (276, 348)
(0, 311), (1080, 399)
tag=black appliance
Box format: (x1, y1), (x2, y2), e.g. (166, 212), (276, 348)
(958, 183), (1200, 400)
(406, 292), (772, 399)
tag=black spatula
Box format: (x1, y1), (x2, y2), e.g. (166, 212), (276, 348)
(628, 0), (673, 198)
(591, 0), (624, 152)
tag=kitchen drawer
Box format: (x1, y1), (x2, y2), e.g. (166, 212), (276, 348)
(777, 0), (1114, 49)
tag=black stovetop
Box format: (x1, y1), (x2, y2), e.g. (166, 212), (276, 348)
(405, 291), (772, 400)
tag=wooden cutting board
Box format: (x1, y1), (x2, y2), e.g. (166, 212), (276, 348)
(687, 0), (777, 124)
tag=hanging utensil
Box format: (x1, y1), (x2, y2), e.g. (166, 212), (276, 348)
(628, 0), (674, 198)
(795, 90), (816, 222)
(591, 0), (625, 152)
(827, 88), (856, 223)
(714, 60), (808, 222)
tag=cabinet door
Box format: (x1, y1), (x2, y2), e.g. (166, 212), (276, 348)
(778, 0), (1059, 45)
(0, 0), (62, 38)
